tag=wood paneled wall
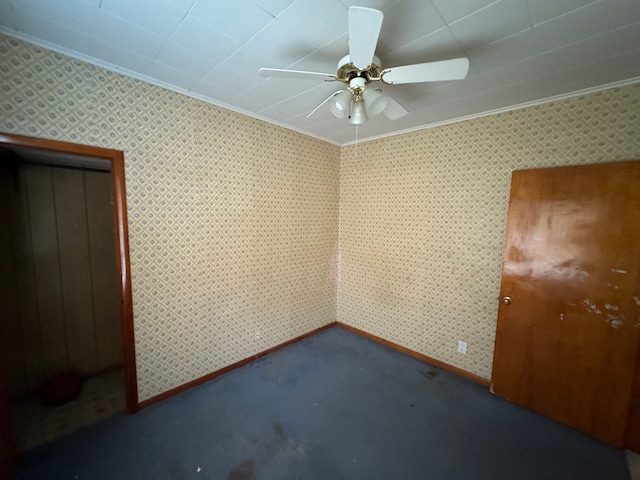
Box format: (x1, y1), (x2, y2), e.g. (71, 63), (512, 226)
(0, 162), (121, 399)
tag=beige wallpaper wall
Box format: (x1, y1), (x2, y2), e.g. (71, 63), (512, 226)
(2, 33), (639, 400)
(0, 35), (340, 401)
(338, 83), (640, 380)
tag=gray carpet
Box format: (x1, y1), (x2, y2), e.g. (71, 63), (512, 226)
(15, 326), (629, 479)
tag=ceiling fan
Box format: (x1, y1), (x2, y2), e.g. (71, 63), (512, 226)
(259, 7), (469, 125)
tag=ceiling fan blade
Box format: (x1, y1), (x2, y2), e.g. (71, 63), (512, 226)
(306, 90), (349, 118)
(259, 68), (337, 82)
(348, 7), (384, 70)
(381, 58), (469, 85)
(382, 93), (408, 120)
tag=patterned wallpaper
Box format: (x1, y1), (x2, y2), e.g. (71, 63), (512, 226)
(0, 35), (340, 401)
(2, 32), (640, 399)
(338, 83), (640, 380)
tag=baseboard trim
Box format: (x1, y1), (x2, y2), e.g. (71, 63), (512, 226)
(336, 322), (491, 387)
(138, 322), (337, 410)
(138, 320), (490, 410)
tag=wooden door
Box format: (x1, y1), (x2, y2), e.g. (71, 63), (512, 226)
(491, 161), (640, 447)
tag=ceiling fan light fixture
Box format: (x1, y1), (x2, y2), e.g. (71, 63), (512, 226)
(350, 99), (368, 125)
(329, 91), (351, 119)
(363, 88), (389, 116)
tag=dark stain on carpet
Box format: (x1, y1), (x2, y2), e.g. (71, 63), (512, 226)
(421, 370), (438, 380)
(227, 459), (256, 480)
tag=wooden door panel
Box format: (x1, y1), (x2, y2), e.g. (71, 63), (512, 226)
(491, 161), (640, 447)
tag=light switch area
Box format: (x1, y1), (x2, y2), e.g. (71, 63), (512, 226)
(457, 340), (467, 354)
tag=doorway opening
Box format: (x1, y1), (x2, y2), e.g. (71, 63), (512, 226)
(0, 133), (137, 454)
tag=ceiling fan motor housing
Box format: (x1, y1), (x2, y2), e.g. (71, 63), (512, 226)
(337, 55), (382, 84)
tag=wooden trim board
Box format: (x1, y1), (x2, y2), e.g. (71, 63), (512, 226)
(336, 322), (491, 387)
(138, 323), (336, 409)
(140, 321), (491, 409)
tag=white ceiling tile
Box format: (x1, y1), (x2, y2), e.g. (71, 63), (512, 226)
(190, 0), (275, 44)
(256, 0), (296, 17)
(287, 84), (343, 114)
(190, 78), (236, 102)
(454, 94), (504, 117)
(100, 0), (187, 37)
(156, 43), (217, 77)
(369, 40), (395, 65)
(459, 77), (548, 112)
(147, 61), (199, 89)
(427, 71), (495, 102)
(12, 0), (99, 36)
(478, 56), (542, 87)
(468, 28), (536, 73)
(432, 0), (499, 24)
(379, 0), (447, 51)
(532, 0), (640, 54)
(275, 0), (349, 50)
(391, 28), (465, 66)
(162, 0), (198, 12)
(295, 116), (332, 133)
(297, 116), (340, 134)
(339, 0), (403, 12)
(247, 15), (333, 70)
(527, 0), (599, 26)
(448, 0), (531, 50)
(12, 7), (93, 55)
(285, 48), (331, 73)
(423, 96), (488, 120)
(261, 75), (329, 102)
(261, 98), (315, 120)
(222, 46), (274, 81)
(93, 10), (167, 59)
(244, 18), (305, 63)
(537, 22), (640, 73)
(0, 0), (16, 27)
(170, 15), (240, 63)
(89, 37), (154, 75)
(228, 84), (275, 111)
(201, 64), (259, 94)
(541, 48), (640, 97)
(329, 129), (360, 145)
(289, 34), (349, 73)
(383, 83), (432, 106)
(404, 100), (465, 124)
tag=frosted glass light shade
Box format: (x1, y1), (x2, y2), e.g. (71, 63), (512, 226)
(350, 100), (368, 125)
(330, 91), (351, 118)
(363, 88), (389, 116)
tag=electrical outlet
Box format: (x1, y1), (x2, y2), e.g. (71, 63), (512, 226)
(457, 340), (467, 354)
(255, 330), (261, 340)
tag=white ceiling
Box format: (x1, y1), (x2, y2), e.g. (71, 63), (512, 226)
(1, 0), (639, 145)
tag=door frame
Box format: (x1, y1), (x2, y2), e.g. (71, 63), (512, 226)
(0, 132), (138, 414)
